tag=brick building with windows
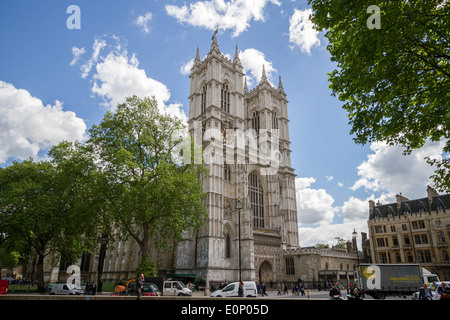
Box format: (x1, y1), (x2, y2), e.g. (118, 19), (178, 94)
(368, 186), (450, 280)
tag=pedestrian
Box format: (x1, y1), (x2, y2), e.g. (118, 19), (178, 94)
(238, 281), (244, 297)
(329, 283), (342, 300)
(137, 273), (144, 300)
(85, 282), (92, 295)
(261, 282), (268, 297)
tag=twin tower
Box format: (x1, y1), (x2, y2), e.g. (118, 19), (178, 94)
(174, 33), (299, 284)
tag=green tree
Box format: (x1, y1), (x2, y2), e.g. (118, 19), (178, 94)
(48, 141), (115, 291)
(135, 257), (157, 279)
(334, 237), (347, 249)
(88, 95), (208, 264)
(0, 160), (82, 290)
(308, 0), (449, 192)
(0, 145), (105, 290)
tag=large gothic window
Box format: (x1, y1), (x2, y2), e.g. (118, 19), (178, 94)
(221, 83), (230, 113)
(225, 233), (231, 258)
(252, 110), (260, 134)
(249, 172), (264, 228)
(272, 111), (278, 129)
(201, 85), (207, 113)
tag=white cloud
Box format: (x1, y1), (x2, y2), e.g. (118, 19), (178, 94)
(239, 48), (276, 87)
(351, 140), (445, 199)
(180, 58), (195, 75)
(70, 47), (86, 66)
(80, 39), (107, 78)
(296, 177), (336, 226)
(0, 81), (87, 164)
(341, 196), (368, 222)
(326, 175), (334, 181)
(295, 177), (371, 247)
(72, 36), (187, 124)
(135, 12), (153, 34)
(289, 8), (320, 54)
(165, 0), (280, 37)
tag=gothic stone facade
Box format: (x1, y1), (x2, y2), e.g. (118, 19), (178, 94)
(173, 34), (299, 283)
(37, 35), (301, 285)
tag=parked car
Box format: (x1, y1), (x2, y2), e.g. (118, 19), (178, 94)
(210, 281), (257, 297)
(112, 281), (161, 297)
(50, 283), (83, 295)
(163, 281), (192, 296)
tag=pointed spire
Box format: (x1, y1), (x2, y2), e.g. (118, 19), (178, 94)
(244, 76), (248, 93)
(260, 64), (268, 83)
(211, 27), (219, 51)
(278, 75), (285, 92)
(195, 46), (200, 62)
(234, 45), (240, 62)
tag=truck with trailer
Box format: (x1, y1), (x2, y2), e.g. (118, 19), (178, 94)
(356, 264), (439, 299)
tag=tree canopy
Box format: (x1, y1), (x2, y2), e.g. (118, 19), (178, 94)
(308, 0), (449, 192)
(0, 95), (208, 287)
(88, 95), (208, 261)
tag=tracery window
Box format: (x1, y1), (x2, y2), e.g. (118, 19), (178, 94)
(272, 111), (278, 129)
(201, 85), (207, 113)
(249, 172), (264, 228)
(251, 110), (260, 135)
(221, 83), (230, 113)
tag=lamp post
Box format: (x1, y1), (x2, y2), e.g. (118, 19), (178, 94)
(236, 197), (243, 283)
(352, 228), (360, 265)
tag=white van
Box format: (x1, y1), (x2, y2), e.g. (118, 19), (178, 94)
(50, 283), (83, 295)
(210, 281), (257, 297)
(163, 281), (192, 296)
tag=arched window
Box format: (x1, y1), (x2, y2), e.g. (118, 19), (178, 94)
(221, 83), (230, 113)
(272, 111), (278, 129)
(249, 172), (264, 228)
(225, 233), (231, 259)
(201, 85), (207, 113)
(224, 165), (231, 182)
(252, 110), (260, 134)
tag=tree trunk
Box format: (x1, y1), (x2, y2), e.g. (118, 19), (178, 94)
(35, 253), (45, 293)
(97, 239), (108, 292)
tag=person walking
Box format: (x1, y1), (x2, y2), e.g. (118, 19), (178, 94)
(238, 281), (244, 297)
(261, 282), (268, 297)
(137, 273), (144, 300)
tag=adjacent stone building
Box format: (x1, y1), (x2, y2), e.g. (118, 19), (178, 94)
(368, 186), (450, 280)
(173, 33), (299, 284)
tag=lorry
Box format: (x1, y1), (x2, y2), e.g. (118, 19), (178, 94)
(356, 264), (438, 299)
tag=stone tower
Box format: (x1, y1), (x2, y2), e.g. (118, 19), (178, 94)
(174, 33), (299, 284)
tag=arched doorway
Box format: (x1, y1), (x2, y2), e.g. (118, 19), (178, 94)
(259, 261), (273, 283)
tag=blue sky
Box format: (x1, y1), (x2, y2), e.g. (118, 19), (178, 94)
(0, 0), (445, 247)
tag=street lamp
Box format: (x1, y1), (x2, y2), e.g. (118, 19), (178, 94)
(236, 197), (243, 283)
(352, 229), (361, 265)
(352, 228), (361, 286)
